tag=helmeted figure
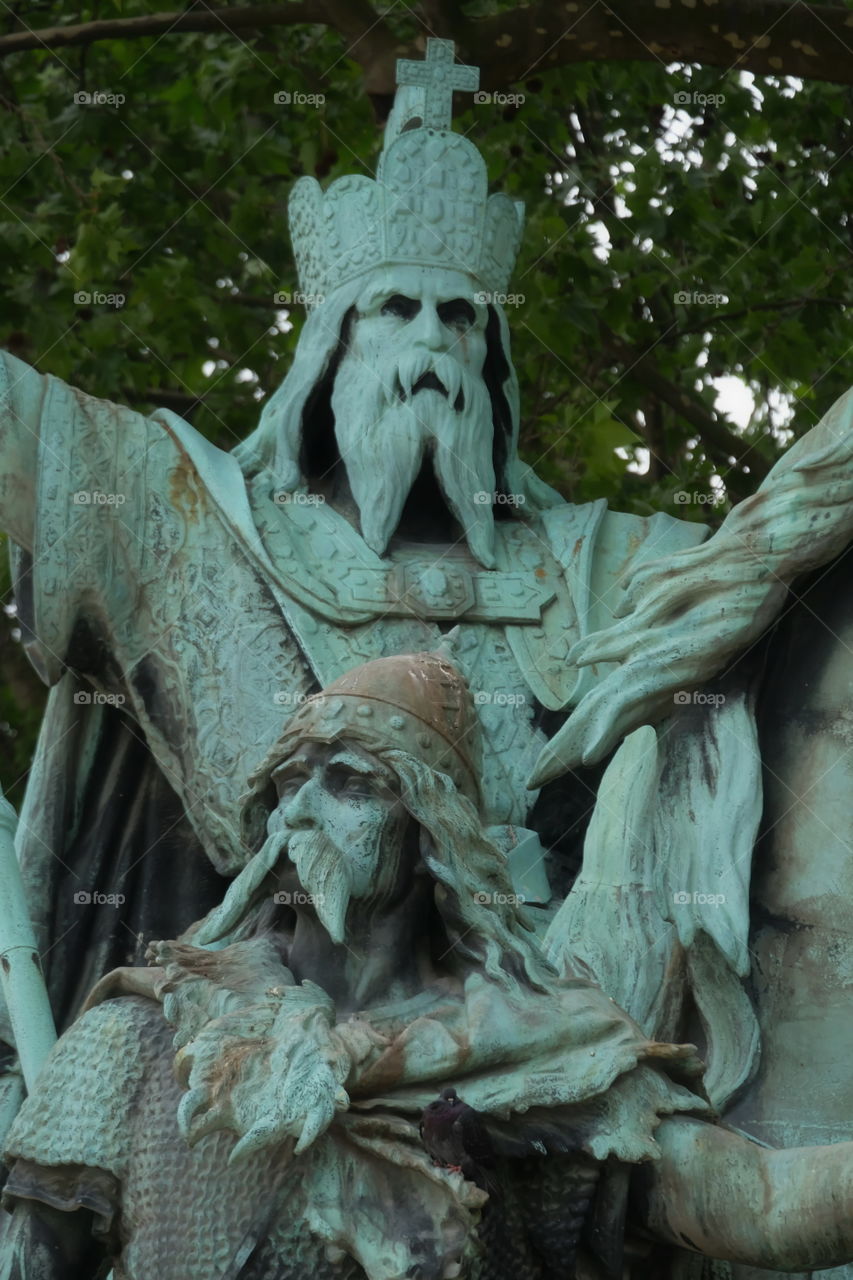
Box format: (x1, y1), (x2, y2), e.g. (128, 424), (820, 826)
(0, 39), (852, 1280)
(6, 653), (853, 1280)
(0, 41), (710, 1061)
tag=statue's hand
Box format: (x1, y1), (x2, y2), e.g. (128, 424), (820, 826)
(226, 1006), (349, 1164)
(174, 981), (352, 1163)
(529, 540), (785, 782)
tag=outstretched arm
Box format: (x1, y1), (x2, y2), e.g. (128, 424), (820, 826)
(531, 386), (853, 782)
(638, 1116), (853, 1271)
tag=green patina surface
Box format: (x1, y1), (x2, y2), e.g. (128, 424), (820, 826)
(1, 37), (853, 1280)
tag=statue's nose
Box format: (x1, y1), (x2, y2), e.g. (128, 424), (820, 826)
(409, 303), (445, 350)
(282, 777), (321, 827)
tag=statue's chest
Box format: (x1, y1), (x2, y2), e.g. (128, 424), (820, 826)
(234, 484), (594, 827)
(245, 479), (586, 711)
(115, 517), (561, 847)
(258, 585), (553, 828)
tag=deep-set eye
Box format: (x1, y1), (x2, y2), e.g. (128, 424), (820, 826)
(381, 295), (421, 321)
(330, 765), (376, 797)
(273, 768), (307, 798)
(437, 299), (476, 329)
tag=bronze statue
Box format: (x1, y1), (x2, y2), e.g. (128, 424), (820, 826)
(5, 655), (853, 1280)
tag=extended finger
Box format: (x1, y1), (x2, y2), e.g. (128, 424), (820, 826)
(569, 621), (672, 670)
(177, 1087), (209, 1139)
(529, 665), (678, 784)
(228, 1117), (289, 1166)
(294, 1100), (335, 1155)
(186, 1106), (231, 1148)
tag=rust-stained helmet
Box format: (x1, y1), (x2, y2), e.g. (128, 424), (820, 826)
(240, 652), (482, 851)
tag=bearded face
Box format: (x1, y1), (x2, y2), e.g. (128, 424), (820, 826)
(266, 740), (412, 944)
(329, 265), (497, 568)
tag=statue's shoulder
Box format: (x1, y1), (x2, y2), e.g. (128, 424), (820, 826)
(541, 498), (707, 558)
(150, 405), (242, 496)
(539, 499), (708, 633)
(597, 504), (709, 569)
(4, 997), (170, 1173)
(26, 995), (167, 1087)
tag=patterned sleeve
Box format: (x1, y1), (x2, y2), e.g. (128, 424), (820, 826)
(2, 353), (182, 687)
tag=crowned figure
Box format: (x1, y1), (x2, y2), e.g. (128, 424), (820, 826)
(1, 41), (853, 1280)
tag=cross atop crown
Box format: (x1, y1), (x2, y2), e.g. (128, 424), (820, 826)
(396, 38), (479, 130)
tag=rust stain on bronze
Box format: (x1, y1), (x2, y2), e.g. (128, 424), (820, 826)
(169, 452), (202, 524)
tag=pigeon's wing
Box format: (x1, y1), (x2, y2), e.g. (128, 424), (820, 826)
(454, 1105), (496, 1169)
(479, 1109), (584, 1159)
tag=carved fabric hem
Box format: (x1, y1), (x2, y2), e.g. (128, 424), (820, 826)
(2, 1156), (121, 1248)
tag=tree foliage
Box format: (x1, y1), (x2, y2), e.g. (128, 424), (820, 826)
(0, 0), (851, 796)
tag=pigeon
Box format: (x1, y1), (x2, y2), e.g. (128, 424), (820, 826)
(419, 1087), (497, 1192)
(419, 1087), (604, 1279)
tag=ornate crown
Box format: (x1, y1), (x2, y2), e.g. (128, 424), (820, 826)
(288, 39), (525, 309)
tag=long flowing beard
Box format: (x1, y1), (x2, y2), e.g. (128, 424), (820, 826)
(286, 829), (355, 945)
(331, 348), (497, 567)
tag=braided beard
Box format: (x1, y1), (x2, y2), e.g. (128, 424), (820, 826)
(330, 347), (496, 567)
(285, 828), (355, 945)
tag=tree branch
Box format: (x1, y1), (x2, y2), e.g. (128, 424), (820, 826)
(601, 326), (772, 484)
(3, 2), (853, 90)
(470, 1), (853, 91)
(0, 6), (315, 57)
(0, 2), (399, 92)
(675, 295), (847, 337)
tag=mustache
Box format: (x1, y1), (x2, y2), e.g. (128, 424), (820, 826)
(393, 349), (468, 412)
